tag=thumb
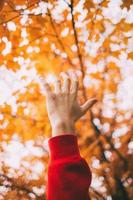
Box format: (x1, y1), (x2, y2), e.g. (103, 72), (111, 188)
(81, 98), (97, 114)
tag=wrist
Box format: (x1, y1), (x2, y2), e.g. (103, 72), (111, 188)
(52, 121), (76, 136)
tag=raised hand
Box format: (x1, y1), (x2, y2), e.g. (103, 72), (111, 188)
(41, 71), (97, 136)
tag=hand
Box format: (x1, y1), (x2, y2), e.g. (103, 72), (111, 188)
(41, 71), (97, 136)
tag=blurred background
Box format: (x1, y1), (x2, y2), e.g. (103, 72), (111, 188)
(0, 0), (133, 199)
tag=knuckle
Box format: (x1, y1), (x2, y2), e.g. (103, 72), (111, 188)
(62, 91), (69, 95)
(71, 92), (76, 97)
(65, 92), (69, 96)
(55, 92), (61, 95)
(71, 91), (75, 94)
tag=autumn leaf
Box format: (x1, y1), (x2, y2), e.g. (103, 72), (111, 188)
(121, 0), (133, 9)
(0, 0), (132, 199)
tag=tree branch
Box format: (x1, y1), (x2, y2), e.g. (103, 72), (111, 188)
(0, 0), (5, 11)
(70, 0), (87, 99)
(0, 173), (42, 199)
(0, 1), (41, 26)
(45, 0), (75, 68)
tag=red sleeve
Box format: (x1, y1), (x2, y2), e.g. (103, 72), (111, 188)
(46, 134), (92, 200)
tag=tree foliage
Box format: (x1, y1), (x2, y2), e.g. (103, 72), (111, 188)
(0, 0), (133, 199)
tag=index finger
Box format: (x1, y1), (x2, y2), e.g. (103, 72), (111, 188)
(40, 77), (52, 97)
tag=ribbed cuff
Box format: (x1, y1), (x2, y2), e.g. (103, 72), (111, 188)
(48, 134), (80, 160)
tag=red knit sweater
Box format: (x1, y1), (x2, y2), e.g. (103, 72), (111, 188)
(46, 134), (92, 200)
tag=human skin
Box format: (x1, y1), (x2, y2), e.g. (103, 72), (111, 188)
(41, 71), (97, 137)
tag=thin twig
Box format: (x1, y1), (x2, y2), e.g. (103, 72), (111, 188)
(0, 173), (41, 199)
(46, 0), (75, 67)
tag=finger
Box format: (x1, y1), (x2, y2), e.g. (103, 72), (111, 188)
(40, 77), (52, 97)
(68, 71), (79, 96)
(54, 77), (61, 94)
(81, 98), (97, 114)
(60, 72), (70, 93)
